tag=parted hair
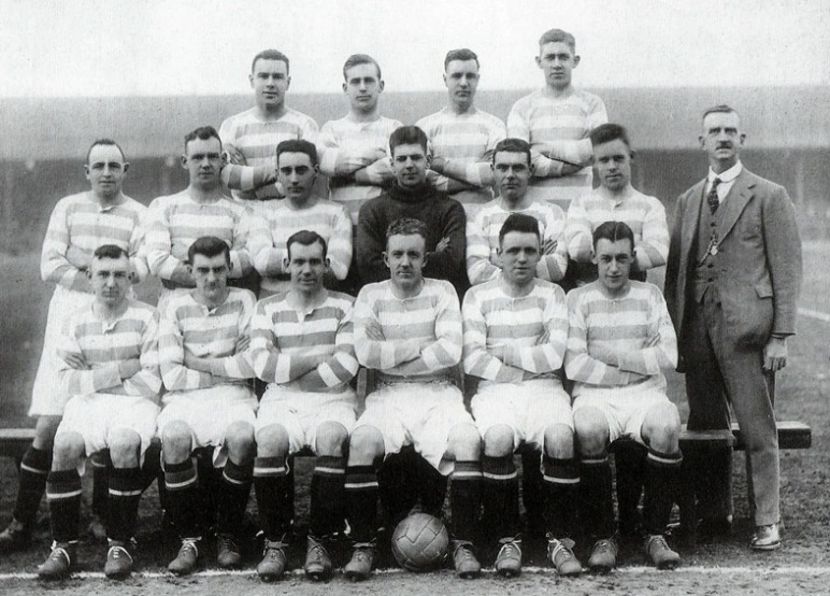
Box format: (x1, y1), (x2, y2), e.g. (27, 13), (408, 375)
(444, 48), (479, 70)
(538, 28), (576, 51)
(188, 236), (231, 265)
(590, 123), (633, 152)
(593, 220), (635, 252)
(389, 126), (429, 155)
(276, 139), (319, 167)
(286, 229), (328, 260)
(86, 138), (126, 164)
(93, 244), (129, 261)
(252, 49), (290, 74)
(702, 104), (739, 121)
(343, 54), (382, 80)
(499, 212), (541, 245)
(493, 138), (532, 165)
(184, 126), (221, 153)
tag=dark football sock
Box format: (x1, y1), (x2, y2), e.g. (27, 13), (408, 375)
(216, 459), (253, 536)
(46, 469), (82, 544)
(309, 455), (345, 538)
(90, 450), (111, 521)
(418, 455), (448, 516)
(579, 454), (615, 539)
(253, 456), (291, 541)
(107, 466), (142, 542)
(344, 465), (379, 544)
(481, 454), (519, 540)
(542, 456), (579, 539)
(614, 442), (646, 534)
(13, 446), (51, 526)
(163, 458), (201, 539)
(643, 448), (683, 535)
(450, 460), (481, 543)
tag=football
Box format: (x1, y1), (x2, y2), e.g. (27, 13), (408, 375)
(390, 513), (450, 571)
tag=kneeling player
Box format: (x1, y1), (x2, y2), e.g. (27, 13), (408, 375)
(157, 236), (258, 574)
(249, 231), (359, 581)
(344, 218), (482, 581)
(38, 245), (161, 580)
(463, 213), (579, 577)
(565, 221), (681, 571)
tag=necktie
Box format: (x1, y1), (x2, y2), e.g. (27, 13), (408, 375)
(707, 177), (722, 213)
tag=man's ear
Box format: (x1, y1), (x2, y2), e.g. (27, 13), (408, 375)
(180, 154), (188, 170)
(573, 54), (581, 68)
(324, 257), (331, 269)
(383, 250), (390, 271)
(122, 162), (130, 175)
(591, 248), (598, 265)
(283, 256), (290, 271)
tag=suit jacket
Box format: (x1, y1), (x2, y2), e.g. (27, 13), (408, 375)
(665, 168), (802, 353)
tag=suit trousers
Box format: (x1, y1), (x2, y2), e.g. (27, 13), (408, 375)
(683, 284), (780, 526)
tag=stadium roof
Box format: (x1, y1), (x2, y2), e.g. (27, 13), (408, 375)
(1, 86), (828, 161)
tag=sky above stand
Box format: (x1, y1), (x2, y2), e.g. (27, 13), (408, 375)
(2, 0), (829, 97)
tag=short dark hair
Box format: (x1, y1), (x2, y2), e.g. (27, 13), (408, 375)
(188, 236), (231, 266)
(184, 126), (222, 153)
(444, 48), (479, 71)
(286, 230), (328, 260)
(590, 123), (633, 152)
(386, 217), (428, 244)
(251, 49), (290, 74)
(86, 138), (126, 164)
(702, 104), (740, 122)
(276, 139), (319, 167)
(389, 126), (429, 155)
(499, 213), (540, 246)
(493, 138), (532, 166)
(593, 221), (635, 252)
(343, 54), (382, 80)
(538, 28), (576, 52)
(93, 244), (129, 261)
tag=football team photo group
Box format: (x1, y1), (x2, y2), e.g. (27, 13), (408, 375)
(0, 22), (806, 590)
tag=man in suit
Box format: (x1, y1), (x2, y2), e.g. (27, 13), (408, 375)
(665, 104), (801, 551)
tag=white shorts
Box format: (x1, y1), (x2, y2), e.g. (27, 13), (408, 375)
(471, 378), (573, 451)
(256, 384), (357, 454)
(572, 385), (670, 446)
(29, 286), (95, 416)
(157, 384), (257, 466)
(355, 381), (474, 474)
(56, 393), (159, 473)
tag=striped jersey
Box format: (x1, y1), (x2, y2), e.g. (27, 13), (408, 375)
(462, 277), (567, 385)
(252, 198), (353, 295)
(565, 280), (677, 396)
(354, 278), (462, 384)
(317, 115), (402, 224)
(416, 107), (506, 207)
(219, 106), (319, 210)
(507, 89), (607, 210)
(566, 187), (669, 271)
(57, 299), (161, 400)
(144, 190), (271, 282)
(41, 191), (148, 292)
(249, 290), (358, 391)
(158, 287), (257, 391)
(466, 198), (568, 285)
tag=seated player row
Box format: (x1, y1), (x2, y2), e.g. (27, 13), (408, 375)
(35, 215), (681, 583)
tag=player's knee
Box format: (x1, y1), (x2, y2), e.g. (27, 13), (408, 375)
(107, 428), (141, 467)
(573, 408), (609, 457)
(348, 426), (384, 462)
(483, 424), (514, 457)
(225, 421), (256, 460)
(641, 403), (680, 452)
(33, 415), (62, 450)
(544, 423), (574, 459)
(51, 432), (84, 470)
(161, 421), (193, 462)
(448, 422), (481, 460)
(256, 424), (290, 458)
(314, 422), (348, 456)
